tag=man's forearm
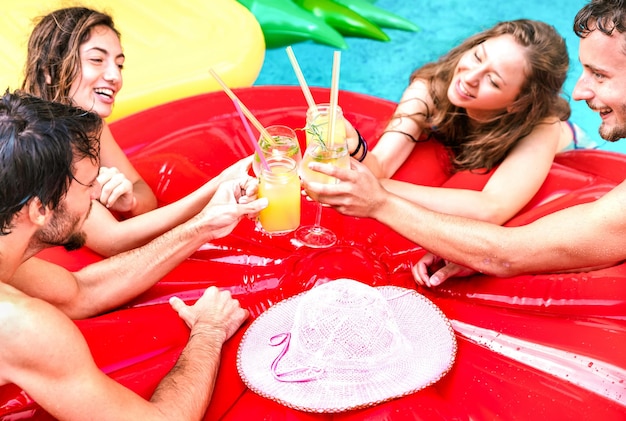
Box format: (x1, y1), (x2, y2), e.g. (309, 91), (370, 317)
(149, 328), (225, 420)
(71, 214), (214, 318)
(374, 192), (624, 277)
(373, 193), (517, 276)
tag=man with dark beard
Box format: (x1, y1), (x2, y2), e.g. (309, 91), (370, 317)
(300, 0), (626, 286)
(35, 199), (90, 251)
(0, 90), (267, 419)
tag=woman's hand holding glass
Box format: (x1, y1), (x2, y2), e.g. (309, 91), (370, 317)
(295, 104), (349, 248)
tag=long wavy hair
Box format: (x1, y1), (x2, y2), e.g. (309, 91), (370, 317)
(21, 7), (119, 106)
(407, 19), (570, 172)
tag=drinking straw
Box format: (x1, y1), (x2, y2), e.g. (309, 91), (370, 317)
(285, 46), (318, 113)
(208, 68), (273, 142)
(233, 99), (270, 172)
(327, 51), (341, 148)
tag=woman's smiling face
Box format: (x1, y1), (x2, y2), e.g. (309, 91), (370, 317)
(68, 25), (125, 118)
(448, 34), (528, 121)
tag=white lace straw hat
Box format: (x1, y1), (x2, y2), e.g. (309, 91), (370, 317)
(237, 279), (457, 413)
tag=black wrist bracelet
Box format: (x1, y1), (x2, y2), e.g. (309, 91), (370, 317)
(350, 132), (363, 157)
(351, 129), (368, 162)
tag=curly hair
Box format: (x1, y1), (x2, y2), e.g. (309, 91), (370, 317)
(406, 19), (570, 172)
(0, 90), (101, 235)
(574, 0), (626, 49)
(21, 7), (119, 106)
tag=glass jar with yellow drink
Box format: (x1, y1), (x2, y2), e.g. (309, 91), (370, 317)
(301, 103), (349, 184)
(258, 156), (301, 235)
(253, 125), (302, 177)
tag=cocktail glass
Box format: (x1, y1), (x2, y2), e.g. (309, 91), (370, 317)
(252, 125), (302, 177)
(295, 105), (348, 248)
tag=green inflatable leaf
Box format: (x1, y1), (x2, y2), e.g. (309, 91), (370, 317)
(237, 0), (348, 49)
(293, 0), (390, 41)
(332, 0), (419, 32)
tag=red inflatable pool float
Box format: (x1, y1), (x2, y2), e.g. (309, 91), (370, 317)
(2, 86), (625, 420)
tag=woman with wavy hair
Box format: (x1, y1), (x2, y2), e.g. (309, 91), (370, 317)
(20, 7), (254, 257)
(359, 19), (587, 225)
(22, 7), (157, 217)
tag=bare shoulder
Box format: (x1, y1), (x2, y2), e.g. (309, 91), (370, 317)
(524, 116), (563, 140)
(0, 283), (43, 340)
(406, 78), (429, 92)
(0, 283), (118, 421)
(401, 78), (433, 107)
(99, 121), (116, 146)
(9, 257), (78, 303)
(0, 284), (83, 383)
(507, 117), (567, 158)
(392, 78), (434, 129)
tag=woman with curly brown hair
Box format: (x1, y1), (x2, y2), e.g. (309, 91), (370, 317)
(359, 19), (580, 226)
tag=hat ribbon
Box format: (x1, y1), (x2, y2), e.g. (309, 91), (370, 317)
(269, 332), (324, 382)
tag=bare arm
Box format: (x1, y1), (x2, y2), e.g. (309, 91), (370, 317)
(303, 159), (626, 277)
(151, 289), (248, 418)
(0, 284), (247, 421)
(361, 79), (431, 178)
(10, 177), (267, 319)
(380, 118), (563, 224)
(377, 186), (626, 276)
(83, 156), (253, 256)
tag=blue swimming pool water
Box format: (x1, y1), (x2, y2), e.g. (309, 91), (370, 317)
(254, 0), (623, 153)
